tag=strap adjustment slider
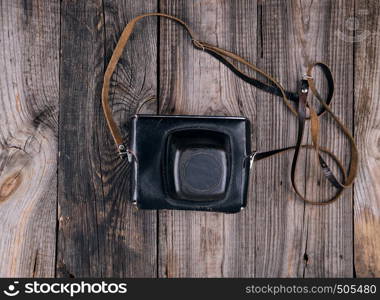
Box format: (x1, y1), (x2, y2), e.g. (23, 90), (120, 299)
(192, 39), (205, 51)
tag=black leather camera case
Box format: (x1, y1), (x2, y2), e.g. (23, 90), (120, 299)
(129, 115), (251, 213)
(102, 14), (358, 208)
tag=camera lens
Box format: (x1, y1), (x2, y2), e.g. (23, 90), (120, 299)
(166, 128), (231, 202)
(181, 150), (223, 192)
(175, 147), (228, 201)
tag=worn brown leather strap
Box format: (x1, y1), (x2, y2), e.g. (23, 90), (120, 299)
(102, 13), (199, 151)
(101, 13), (358, 205)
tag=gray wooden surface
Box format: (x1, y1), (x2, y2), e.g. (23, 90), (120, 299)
(0, 0), (379, 278)
(0, 0), (59, 277)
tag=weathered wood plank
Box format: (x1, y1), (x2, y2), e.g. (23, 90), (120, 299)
(57, 0), (106, 277)
(158, 0), (258, 277)
(0, 0), (59, 277)
(57, 0), (157, 277)
(297, 0), (354, 277)
(102, 0), (158, 277)
(253, 0), (304, 277)
(354, 0), (380, 277)
(254, 0), (354, 277)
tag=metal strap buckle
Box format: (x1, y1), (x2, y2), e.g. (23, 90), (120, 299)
(249, 151), (257, 169)
(118, 144), (132, 162)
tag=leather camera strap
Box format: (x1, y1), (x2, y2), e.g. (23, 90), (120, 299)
(102, 12), (358, 205)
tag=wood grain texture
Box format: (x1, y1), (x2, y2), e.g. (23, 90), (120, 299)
(57, 0), (106, 277)
(0, 0), (59, 277)
(57, 0), (157, 277)
(253, 0), (304, 277)
(354, 0), (380, 277)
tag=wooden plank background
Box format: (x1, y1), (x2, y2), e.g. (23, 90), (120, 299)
(0, 0), (379, 278)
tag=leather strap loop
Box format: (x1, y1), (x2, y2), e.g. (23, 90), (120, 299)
(306, 62), (358, 188)
(101, 13), (358, 205)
